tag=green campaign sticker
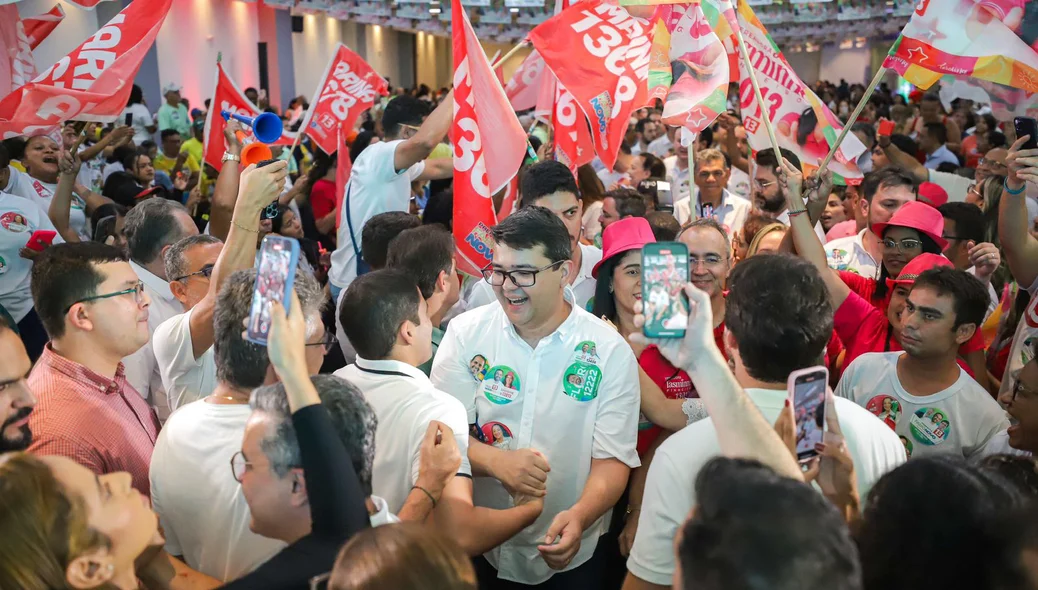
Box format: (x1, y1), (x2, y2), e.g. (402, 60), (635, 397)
(563, 362), (602, 402)
(909, 407), (950, 446)
(574, 341), (600, 364)
(482, 365), (521, 405)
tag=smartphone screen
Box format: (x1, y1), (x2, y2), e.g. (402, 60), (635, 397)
(790, 367), (828, 462)
(246, 236), (301, 345)
(1015, 117), (1038, 150)
(125, 113), (134, 127)
(641, 242), (689, 338)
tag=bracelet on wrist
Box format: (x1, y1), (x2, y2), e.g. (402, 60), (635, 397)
(412, 485), (437, 508)
(788, 208), (808, 216)
(1004, 178), (1026, 195)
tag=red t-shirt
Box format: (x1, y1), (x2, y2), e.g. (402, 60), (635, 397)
(310, 178), (337, 221)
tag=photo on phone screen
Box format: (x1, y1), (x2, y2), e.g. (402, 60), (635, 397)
(641, 242), (689, 338)
(246, 236), (301, 345)
(789, 367), (828, 462)
(1015, 117), (1038, 150)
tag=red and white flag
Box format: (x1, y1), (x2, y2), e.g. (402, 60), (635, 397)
(202, 61), (298, 171)
(0, 5), (38, 100)
(23, 4), (66, 49)
(334, 124), (353, 229)
(297, 44), (387, 155)
(506, 50), (549, 113)
(0, 0), (172, 140)
(552, 80), (595, 171)
(451, 0), (528, 277)
(528, 0), (652, 170)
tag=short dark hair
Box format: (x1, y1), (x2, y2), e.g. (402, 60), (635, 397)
(519, 160), (579, 208)
(754, 147), (802, 174)
(924, 122), (948, 145)
(938, 202), (985, 244)
(640, 153), (667, 179)
(30, 243), (128, 339)
(987, 131), (1007, 149)
(422, 189), (453, 231)
(646, 211), (680, 241)
(382, 96), (431, 138)
(725, 254), (833, 383)
(339, 269), (421, 361)
(911, 267), (989, 330)
(386, 225), (454, 299)
(123, 198), (192, 265)
(160, 129), (181, 142)
(360, 212), (421, 270)
(861, 167), (918, 203)
(679, 458), (862, 590)
(852, 122), (877, 149)
(605, 188), (648, 220)
(888, 134), (918, 156)
(491, 206), (571, 264)
(635, 118), (651, 134)
(0, 142), (9, 169)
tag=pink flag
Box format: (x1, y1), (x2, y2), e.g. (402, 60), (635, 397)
(23, 4), (66, 49)
(0, 0), (173, 140)
(334, 124), (353, 229)
(63, 0), (115, 10)
(506, 50), (549, 112)
(297, 44), (388, 155)
(0, 6), (37, 100)
(451, 0), (528, 277)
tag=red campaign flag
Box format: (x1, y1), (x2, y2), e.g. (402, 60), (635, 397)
(497, 175), (519, 220)
(528, 0), (652, 170)
(451, 0), (528, 277)
(297, 44), (388, 155)
(334, 124), (353, 230)
(23, 4), (66, 49)
(0, 0), (172, 140)
(0, 6), (38, 100)
(506, 50), (549, 112)
(62, 0), (115, 9)
(553, 80), (595, 172)
(202, 61), (298, 171)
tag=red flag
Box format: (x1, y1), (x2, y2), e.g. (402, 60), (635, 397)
(0, 6), (37, 100)
(23, 4), (65, 49)
(297, 44), (388, 155)
(202, 61), (298, 171)
(63, 0), (115, 9)
(0, 0), (172, 140)
(498, 176), (519, 220)
(334, 124), (353, 229)
(506, 50), (548, 112)
(553, 81), (595, 171)
(528, 0), (651, 170)
(451, 0), (528, 277)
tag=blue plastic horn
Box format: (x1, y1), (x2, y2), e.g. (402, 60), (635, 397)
(221, 110), (283, 144)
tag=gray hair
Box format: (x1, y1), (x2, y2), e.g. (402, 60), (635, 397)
(249, 374), (377, 496)
(123, 199), (192, 265)
(213, 267), (324, 390)
(164, 235), (222, 281)
(695, 147), (729, 169)
(678, 217), (732, 254)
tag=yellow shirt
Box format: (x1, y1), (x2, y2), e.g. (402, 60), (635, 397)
(153, 151), (200, 178)
(180, 138), (204, 166)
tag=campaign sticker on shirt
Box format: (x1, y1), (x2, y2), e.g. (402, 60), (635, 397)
(0, 212), (30, 233)
(0, 255), (7, 276)
(563, 362), (602, 402)
(827, 249), (851, 271)
(481, 421), (514, 450)
(899, 434), (913, 458)
(865, 395), (902, 431)
(482, 366), (520, 404)
(909, 408), (951, 446)
(468, 354), (489, 382)
(574, 341), (600, 365)
(71, 195), (86, 211)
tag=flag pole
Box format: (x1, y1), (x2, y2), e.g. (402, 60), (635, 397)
(817, 66), (886, 176)
(730, 1), (782, 160)
(492, 39), (529, 70)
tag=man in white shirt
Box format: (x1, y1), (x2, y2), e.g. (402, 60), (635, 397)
(329, 93), (455, 301)
(152, 160), (290, 411)
(921, 122), (960, 170)
(664, 130), (692, 206)
(673, 148), (751, 237)
(625, 254), (905, 590)
(835, 267), (1008, 459)
(121, 198), (200, 420)
(466, 160), (603, 312)
(647, 129), (673, 158)
(752, 148), (827, 242)
(825, 168), (918, 279)
(432, 208), (641, 587)
(149, 267), (327, 581)
(336, 269), (543, 555)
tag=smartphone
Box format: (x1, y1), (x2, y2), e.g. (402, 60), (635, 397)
(877, 119), (895, 137)
(246, 235), (301, 345)
(787, 366), (829, 463)
(124, 112), (134, 127)
(25, 230), (56, 252)
(640, 242), (689, 338)
(1014, 117), (1038, 150)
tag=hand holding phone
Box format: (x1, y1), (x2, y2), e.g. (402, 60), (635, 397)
(25, 230), (57, 252)
(641, 242), (689, 338)
(787, 367), (828, 463)
(246, 236), (301, 345)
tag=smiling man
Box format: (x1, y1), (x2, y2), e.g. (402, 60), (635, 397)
(673, 149), (751, 236)
(0, 314), (36, 452)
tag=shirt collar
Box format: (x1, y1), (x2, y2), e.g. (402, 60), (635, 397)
(353, 356), (432, 384)
(743, 387), (789, 411)
(39, 344), (128, 396)
(694, 189), (731, 214)
(129, 260), (176, 303)
(496, 286), (580, 342)
(577, 245), (597, 280)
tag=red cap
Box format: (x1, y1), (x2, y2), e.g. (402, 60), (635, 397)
(917, 182), (948, 208)
(871, 201), (948, 250)
(592, 217), (656, 278)
(885, 253), (953, 288)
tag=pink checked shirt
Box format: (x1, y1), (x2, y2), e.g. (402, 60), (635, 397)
(27, 345), (160, 497)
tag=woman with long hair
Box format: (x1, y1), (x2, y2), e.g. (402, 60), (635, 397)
(578, 164), (608, 247)
(122, 84), (157, 145)
(300, 151), (338, 249)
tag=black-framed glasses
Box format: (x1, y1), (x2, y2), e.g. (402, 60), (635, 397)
(305, 332), (338, 354)
(172, 264), (215, 283)
(481, 260), (564, 288)
(882, 238), (923, 252)
(64, 281), (145, 314)
(230, 451), (252, 483)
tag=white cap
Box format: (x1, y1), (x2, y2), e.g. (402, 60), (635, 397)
(162, 82), (182, 95)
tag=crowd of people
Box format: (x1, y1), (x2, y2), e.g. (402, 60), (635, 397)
(1, 67), (1038, 590)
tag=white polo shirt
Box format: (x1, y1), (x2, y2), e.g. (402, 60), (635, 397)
(673, 189), (752, 237)
(835, 352), (1009, 459)
(0, 192), (62, 322)
(329, 140), (425, 291)
(153, 307), (218, 412)
(825, 229), (880, 280)
(334, 357), (472, 514)
(464, 243), (602, 312)
(6, 168), (88, 240)
(123, 261), (181, 420)
(430, 291), (641, 585)
(627, 387), (905, 586)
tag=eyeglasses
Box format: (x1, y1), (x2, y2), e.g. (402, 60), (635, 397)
(309, 573), (331, 590)
(171, 264), (215, 283)
(753, 179), (777, 190)
(1011, 380), (1038, 402)
(979, 158), (1007, 169)
(881, 238), (923, 252)
(481, 260), (564, 288)
(305, 332), (338, 355)
(690, 254), (724, 268)
(399, 123), (421, 138)
(64, 281), (145, 314)
(230, 451), (252, 483)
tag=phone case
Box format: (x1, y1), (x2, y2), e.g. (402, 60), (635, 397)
(787, 366), (829, 462)
(245, 236), (301, 345)
(1014, 117), (1038, 150)
(25, 230), (56, 252)
(878, 119), (895, 136)
(641, 242), (689, 338)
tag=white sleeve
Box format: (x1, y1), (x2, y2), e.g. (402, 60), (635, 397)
(429, 322), (480, 424)
(833, 358), (858, 400)
(407, 160), (427, 182)
(152, 312), (200, 411)
(626, 448), (685, 586)
(928, 169), (971, 203)
(409, 400), (473, 482)
(592, 343), (641, 468)
(964, 400), (1012, 459)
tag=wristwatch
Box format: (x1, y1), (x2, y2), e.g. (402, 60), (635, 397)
(221, 152), (241, 163)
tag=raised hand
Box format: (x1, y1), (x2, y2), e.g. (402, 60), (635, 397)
(629, 282), (717, 374)
(236, 160), (289, 214)
(802, 168), (834, 207)
(1006, 135), (1038, 187)
(776, 157), (804, 202)
(968, 242), (1001, 282)
(224, 119), (245, 151)
(264, 290), (307, 378)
